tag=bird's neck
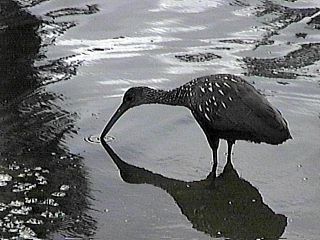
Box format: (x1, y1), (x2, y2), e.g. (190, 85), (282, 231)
(145, 88), (189, 107)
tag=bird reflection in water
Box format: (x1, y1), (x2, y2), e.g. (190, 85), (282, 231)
(101, 139), (287, 240)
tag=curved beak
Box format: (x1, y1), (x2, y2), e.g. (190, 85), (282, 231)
(101, 102), (129, 139)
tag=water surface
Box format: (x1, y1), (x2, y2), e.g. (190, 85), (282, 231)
(0, 0), (319, 239)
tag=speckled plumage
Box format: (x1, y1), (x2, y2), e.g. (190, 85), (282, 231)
(174, 74), (291, 145)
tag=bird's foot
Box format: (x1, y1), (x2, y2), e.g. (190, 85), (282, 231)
(207, 171), (216, 182)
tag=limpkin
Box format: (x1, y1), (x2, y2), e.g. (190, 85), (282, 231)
(101, 74), (291, 176)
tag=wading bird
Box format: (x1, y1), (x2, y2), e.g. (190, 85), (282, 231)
(101, 74), (291, 177)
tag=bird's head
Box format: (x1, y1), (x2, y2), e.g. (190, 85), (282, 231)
(100, 86), (152, 138)
(122, 86), (149, 107)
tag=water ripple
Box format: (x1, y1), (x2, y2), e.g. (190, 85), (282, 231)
(84, 135), (115, 144)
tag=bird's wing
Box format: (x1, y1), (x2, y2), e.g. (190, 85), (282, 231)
(233, 81), (287, 131)
(191, 76), (288, 140)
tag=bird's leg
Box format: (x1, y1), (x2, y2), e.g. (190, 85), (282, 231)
(227, 140), (235, 163)
(207, 138), (220, 179)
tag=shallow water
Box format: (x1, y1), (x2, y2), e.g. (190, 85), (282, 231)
(0, 0), (319, 239)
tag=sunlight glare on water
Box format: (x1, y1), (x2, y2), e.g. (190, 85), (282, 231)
(151, 0), (225, 13)
(56, 36), (180, 64)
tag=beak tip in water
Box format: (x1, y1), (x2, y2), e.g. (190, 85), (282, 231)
(100, 128), (110, 141)
(100, 103), (128, 142)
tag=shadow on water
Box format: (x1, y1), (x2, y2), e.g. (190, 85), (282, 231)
(101, 140), (287, 240)
(244, 43), (320, 79)
(0, 1), (98, 239)
(249, 1), (319, 49)
(243, 2), (320, 79)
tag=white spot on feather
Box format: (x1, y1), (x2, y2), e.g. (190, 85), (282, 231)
(221, 101), (227, 109)
(215, 82), (220, 88)
(204, 113), (211, 121)
(230, 78), (237, 83)
(200, 87), (205, 93)
(199, 105), (202, 112)
(208, 86), (213, 92)
(228, 96), (233, 101)
(223, 82), (231, 88)
(224, 76), (228, 80)
(218, 89), (225, 96)
(212, 96), (215, 101)
(206, 107), (210, 112)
